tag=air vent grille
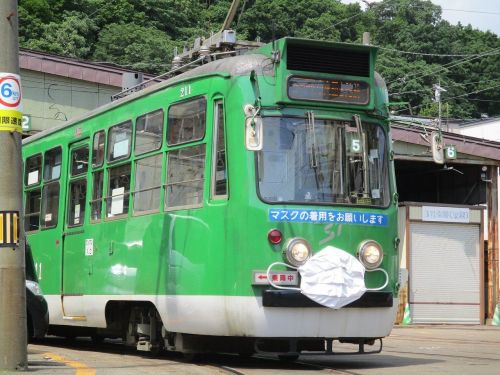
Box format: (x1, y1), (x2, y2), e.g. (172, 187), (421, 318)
(287, 44), (370, 77)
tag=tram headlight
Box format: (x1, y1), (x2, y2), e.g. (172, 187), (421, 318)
(358, 240), (383, 270)
(284, 238), (312, 267)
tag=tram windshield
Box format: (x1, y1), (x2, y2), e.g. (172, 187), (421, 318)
(257, 116), (390, 206)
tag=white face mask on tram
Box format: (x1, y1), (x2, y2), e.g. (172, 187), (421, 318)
(297, 246), (367, 309)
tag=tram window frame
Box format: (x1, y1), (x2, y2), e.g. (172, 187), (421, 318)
(67, 178), (87, 227)
(211, 100), (228, 199)
(166, 96), (207, 146)
(40, 181), (60, 228)
(165, 144), (206, 210)
(92, 130), (106, 167)
(106, 163), (131, 219)
(135, 109), (164, 155)
(133, 154), (162, 215)
(90, 170), (104, 223)
(25, 154), (42, 186)
(107, 121), (132, 163)
(71, 145), (89, 176)
(25, 188), (41, 232)
(43, 147), (62, 182)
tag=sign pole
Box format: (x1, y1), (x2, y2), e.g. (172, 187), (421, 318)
(0, 0), (28, 370)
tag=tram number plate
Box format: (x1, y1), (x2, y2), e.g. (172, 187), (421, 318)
(252, 270), (299, 286)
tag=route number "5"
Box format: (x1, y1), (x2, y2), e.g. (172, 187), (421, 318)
(351, 138), (362, 153)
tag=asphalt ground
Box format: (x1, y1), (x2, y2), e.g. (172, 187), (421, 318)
(1, 325), (499, 375)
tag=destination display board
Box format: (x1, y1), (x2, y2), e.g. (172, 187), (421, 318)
(287, 76), (369, 105)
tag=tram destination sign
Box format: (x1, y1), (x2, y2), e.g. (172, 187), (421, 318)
(269, 208), (388, 226)
(287, 76), (370, 105)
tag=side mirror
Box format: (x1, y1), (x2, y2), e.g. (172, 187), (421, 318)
(244, 104), (263, 151)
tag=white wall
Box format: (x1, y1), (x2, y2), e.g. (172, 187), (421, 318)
(458, 120), (500, 142)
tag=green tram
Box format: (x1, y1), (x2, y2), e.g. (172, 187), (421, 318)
(23, 38), (401, 356)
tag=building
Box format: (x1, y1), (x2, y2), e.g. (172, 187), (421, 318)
(20, 48), (146, 134)
(449, 116), (500, 142)
(392, 117), (500, 325)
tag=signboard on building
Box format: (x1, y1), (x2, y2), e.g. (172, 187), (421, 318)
(422, 206), (470, 223)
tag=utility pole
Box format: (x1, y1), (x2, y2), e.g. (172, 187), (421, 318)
(433, 81), (446, 131)
(0, 0), (28, 370)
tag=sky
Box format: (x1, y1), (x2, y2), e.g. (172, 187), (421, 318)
(341, 0), (500, 36)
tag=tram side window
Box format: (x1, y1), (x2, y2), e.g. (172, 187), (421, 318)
(41, 182), (60, 228)
(134, 155), (162, 214)
(71, 146), (89, 176)
(91, 171), (104, 222)
(211, 101), (227, 198)
(135, 109), (163, 155)
(108, 121), (132, 162)
(165, 145), (205, 209)
(25, 154), (42, 186)
(106, 164), (131, 217)
(167, 97), (206, 146)
(68, 179), (86, 226)
(25, 189), (41, 231)
(92, 131), (105, 167)
(44, 147), (62, 181)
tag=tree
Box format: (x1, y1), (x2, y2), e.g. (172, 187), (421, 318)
(16, 0), (500, 117)
(23, 11), (97, 58)
(93, 23), (174, 73)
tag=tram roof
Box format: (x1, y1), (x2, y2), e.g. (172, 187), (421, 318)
(23, 53), (270, 145)
(24, 37), (377, 145)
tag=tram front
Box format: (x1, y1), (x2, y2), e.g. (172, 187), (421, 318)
(238, 38), (401, 355)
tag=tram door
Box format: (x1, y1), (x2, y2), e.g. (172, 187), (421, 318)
(61, 139), (90, 320)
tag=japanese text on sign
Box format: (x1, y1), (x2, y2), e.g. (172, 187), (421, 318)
(269, 208), (388, 226)
(252, 270), (299, 286)
(422, 206), (469, 223)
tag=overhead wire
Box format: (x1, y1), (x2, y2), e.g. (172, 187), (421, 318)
(386, 46), (500, 86)
(391, 81), (500, 115)
(441, 8), (500, 16)
(390, 77), (500, 96)
(377, 45), (500, 58)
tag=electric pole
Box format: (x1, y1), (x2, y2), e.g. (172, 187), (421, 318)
(0, 0), (28, 370)
(433, 82), (446, 131)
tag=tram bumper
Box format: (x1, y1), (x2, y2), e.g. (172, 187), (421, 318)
(262, 289), (393, 308)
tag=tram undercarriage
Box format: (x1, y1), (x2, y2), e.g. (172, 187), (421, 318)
(49, 301), (385, 358)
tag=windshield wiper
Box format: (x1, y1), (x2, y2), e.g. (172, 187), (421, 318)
(306, 111), (318, 168)
(353, 114), (370, 199)
(306, 111), (324, 199)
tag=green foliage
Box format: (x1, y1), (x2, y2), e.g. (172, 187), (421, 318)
(23, 11), (97, 58)
(17, 0), (500, 118)
(93, 23), (174, 74)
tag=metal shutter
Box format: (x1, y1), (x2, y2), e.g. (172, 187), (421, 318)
(409, 222), (480, 324)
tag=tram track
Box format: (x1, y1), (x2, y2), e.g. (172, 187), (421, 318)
(197, 363), (249, 375)
(33, 337), (354, 374)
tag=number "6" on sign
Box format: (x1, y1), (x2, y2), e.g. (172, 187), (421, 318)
(0, 74), (21, 108)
